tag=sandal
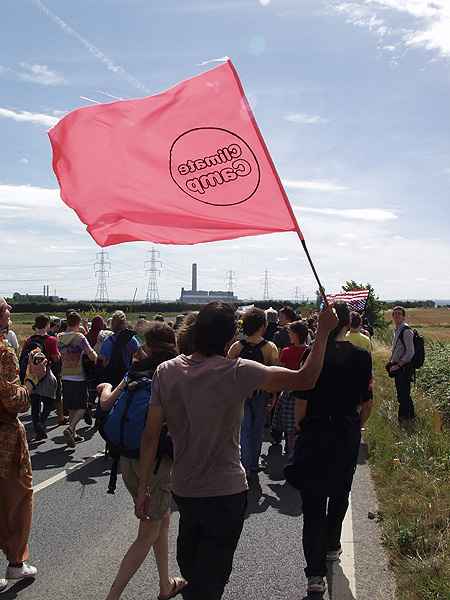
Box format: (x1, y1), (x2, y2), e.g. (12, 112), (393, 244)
(158, 577), (187, 600)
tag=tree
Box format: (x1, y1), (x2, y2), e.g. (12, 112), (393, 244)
(341, 281), (386, 330)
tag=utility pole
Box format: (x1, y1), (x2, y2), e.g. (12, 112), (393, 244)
(263, 269), (270, 301)
(294, 286), (300, 304)
(94, 249), (111, 302)
(145, 247), (162, 303)
(226, 270), (236, 294)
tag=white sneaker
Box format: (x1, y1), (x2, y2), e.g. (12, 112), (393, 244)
(0, 579), (7, 593)
(307, 576), (326, 594)
(6, 562), (37, 580)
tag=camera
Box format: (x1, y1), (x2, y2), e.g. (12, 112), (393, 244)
(31, 352), (46, 365)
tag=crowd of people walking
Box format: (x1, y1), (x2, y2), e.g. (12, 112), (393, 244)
(0, 295), (418, 598)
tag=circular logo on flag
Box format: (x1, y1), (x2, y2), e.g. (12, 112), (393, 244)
(169, 127), (260, 206)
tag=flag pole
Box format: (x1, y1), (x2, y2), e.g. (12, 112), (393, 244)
(221, 62), (329, 309)
(295, 230), (329, 308)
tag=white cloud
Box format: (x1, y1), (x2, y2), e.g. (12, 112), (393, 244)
(295, 205), (398, 221)
(282, 178), (348, 191)
(32, 0), (150, 93)
(17, 63), (65, 86)
(285, 112), (328, 124)
(330, 1), (450, 59)
(0, 186), (446, 302)
(0, 107), (59, 128)
(259, 0), (271, 5)
(0, 184), (61, 210)
(19, 158), (29, 165)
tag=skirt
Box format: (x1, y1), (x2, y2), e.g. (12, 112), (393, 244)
(272, 391), (296, 434)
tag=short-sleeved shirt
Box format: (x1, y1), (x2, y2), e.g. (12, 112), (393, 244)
(346, 331), (372, 353)
(57, 331), (93, 381)
(5, 330), (19, 353)
(150, 354), (268, 498)
(295, 341), (373, 418)
(280, 344), (308, 370)
(99, 332), (140, 370)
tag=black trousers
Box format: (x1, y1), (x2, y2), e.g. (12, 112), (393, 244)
(300, 490), (350, 577)
(394, 367), (415, 420)
(173, 491), (247, 600)
(31, 394), (54, 434)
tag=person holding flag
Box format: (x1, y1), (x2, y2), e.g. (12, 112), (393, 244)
(48, 59), (339, 598)
(285, 302), (373, 596)
(134, 301), (337, 600)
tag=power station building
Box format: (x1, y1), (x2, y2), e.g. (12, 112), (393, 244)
(180, 263), (238, 305)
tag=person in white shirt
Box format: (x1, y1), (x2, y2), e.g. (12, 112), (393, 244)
(3, 322), (19, 354)
(388, 306), (415, 422)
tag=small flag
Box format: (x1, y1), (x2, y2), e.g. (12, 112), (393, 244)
(326, 289), (370, 312)
(49, 60), (301, 246)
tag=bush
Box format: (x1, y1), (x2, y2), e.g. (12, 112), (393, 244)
(416, 341), (450, 424)
(366, 347), (450, 599)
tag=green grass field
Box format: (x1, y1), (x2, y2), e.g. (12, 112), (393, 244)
(367, 340), (450, 599)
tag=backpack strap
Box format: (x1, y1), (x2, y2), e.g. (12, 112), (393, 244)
(107, 456), (119, 494)
(240, 339), (267, 350)
(255, 340), (268, 349)
(398, 325), (411, 349)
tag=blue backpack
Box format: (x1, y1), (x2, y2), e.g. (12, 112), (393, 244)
(99, 373), (173, 494)
(100, 374), (152, 459)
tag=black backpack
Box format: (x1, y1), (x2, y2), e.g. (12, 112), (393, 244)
(400, 326), (425, 370)
(19, 334), (48, 383)
(100, 329), (135, 388)
(239, 339), (268, 364)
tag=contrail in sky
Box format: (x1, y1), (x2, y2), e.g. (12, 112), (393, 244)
(32, 0), (151, 94)
(197, 56), (229, 66)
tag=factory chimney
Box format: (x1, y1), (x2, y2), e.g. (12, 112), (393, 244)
(192, 263), (198, 292)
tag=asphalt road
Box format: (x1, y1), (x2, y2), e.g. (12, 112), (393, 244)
(1, 415), (396, 600)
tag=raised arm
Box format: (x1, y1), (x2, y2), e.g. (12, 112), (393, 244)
(261, 306), (337, 393)
(97, 380), (126, 412)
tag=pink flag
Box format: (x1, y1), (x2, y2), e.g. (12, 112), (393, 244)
(49, 60), (301, 246)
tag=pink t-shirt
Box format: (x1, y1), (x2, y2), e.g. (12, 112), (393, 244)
(150, 354), (268, 498)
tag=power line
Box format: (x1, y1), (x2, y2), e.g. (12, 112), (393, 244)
(226, 270), (236, 294)
(145, 247), (162, 303)
(263, 269), (270, 301)
(94, 249), (111, 302)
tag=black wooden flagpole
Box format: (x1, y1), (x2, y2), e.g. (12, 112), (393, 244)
(296, 230), (329, 308)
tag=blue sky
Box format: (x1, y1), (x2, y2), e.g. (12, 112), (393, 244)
(1, 0), (449, 301)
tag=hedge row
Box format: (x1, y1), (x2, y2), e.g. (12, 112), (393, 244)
(9, 300), (316, 315)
